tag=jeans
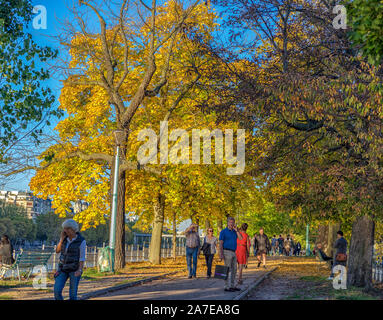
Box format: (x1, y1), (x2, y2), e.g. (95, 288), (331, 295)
(204, 254), (214, 277)
(186, 247), (199, 277)
(54, 271), (82, 300)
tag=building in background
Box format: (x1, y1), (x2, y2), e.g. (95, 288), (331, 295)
(72, 200), (89, 214)
(0, 190), (52, 219)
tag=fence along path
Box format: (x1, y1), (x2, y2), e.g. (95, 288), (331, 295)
(2, 242), (186, 279)
(373, 256), (383, 284)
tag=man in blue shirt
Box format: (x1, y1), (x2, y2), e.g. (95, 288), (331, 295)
(219, 217), (243, 292)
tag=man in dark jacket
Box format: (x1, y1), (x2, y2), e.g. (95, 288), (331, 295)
(253, 228), (271, 268)
(329, 230), (347, 280)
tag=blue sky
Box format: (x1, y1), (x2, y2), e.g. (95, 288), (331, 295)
(4, 1), (71, 191)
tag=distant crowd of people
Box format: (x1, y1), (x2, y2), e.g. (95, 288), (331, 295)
(268, 234), (302, 257)
(184, 217), (305, 292)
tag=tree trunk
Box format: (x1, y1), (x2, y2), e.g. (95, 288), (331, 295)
(326, 223), (340, 258)
(115, 170), (126, 270)
(316, 224), (328, 251)
(172, 211), (177, 260)
(204, 219), (211, 236)
(149, 192), (165, 264)
(347, 215), (375, 289)
(217, 218), (223, 235)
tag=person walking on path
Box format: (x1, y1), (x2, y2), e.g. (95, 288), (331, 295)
(0, 235), (14, 266)
(236, 223), (250, 285)
(278, 235), (284, 255)
(328, 230), (348, 280)
(271, 235), (277, 256)
(202, 227), (217, 278)
(54, 219), (86, 300)
(290, 236), (295, 256)
(253, 228), (271, 268)
(219, 217), (243, 292)
(295, 241), (302, 256)
(184, 223), (200, 279)
(284, 235), (292, 256)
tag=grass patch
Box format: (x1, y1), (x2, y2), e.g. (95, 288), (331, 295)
(300, 275), (327, 282)
(0, 280), (33, 289)
(331, 286), (380, 300)
(290, 281), (381, 300)
(81, 267), (120, 280)
(0, 295), (13, 300)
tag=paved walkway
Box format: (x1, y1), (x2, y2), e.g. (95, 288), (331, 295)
(90, 257), (283, 300)
(4, 268), (181, 300)
(1, 256), (283, 300)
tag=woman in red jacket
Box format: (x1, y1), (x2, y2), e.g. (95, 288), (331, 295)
(236, 223), (250, 285)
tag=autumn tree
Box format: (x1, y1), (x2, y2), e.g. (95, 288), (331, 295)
(204, 0), (383, 288)
(30, 0), (218, 269)
(125, 77), (252, 264)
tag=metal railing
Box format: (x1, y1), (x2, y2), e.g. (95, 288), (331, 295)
(373, 256), (383, 283)
(5, 241), (187, 277)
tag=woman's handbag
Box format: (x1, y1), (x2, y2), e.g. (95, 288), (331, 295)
(336, 253), (347, 262)
(201, 237), (211, 255)
(201, 242), (211, 255)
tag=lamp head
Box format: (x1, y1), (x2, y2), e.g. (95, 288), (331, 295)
(113, 130), (125, 146)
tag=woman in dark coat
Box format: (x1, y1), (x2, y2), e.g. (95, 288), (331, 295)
(0, 235), (14, 266)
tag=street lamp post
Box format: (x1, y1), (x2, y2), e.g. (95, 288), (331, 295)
(109, 130), (125, 272)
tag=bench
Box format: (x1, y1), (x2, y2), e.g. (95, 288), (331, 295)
(0, 249), (53, 281)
